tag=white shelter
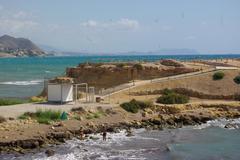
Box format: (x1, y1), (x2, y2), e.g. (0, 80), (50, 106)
(47, 77), (95, 103)
(47, 77), (74, 103)
(48, 83), (73, 103)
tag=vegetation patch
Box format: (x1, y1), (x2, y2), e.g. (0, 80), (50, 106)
(213, 71), (225, 80)
(156, 88), (189, 104)
(0, 98), (27, 106)
(29, 96), (46, 103)
(116, 63), (125, 68)
(133, 64), (143, 70)
(233, 75), (240, 84)
(18, 109), (62, 124)
(120, 99), (153, 113)
(85, 111), (106, 119)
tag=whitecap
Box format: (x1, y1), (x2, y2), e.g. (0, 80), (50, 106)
(192, 118), (240, 130)
(0, 80), (43, 86)
(45, 70), (54, 73)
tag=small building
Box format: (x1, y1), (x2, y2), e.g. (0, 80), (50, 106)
(47, 77), (74, 103)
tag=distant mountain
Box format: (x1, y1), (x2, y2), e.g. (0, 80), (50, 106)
(0, 35), (46, 57)
(58, 48), (200, 56)
(155, 48), (199, 55)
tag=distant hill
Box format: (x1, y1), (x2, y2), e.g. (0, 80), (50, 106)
(0, 35), (46, 57)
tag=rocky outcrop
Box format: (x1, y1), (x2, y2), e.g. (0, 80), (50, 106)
(66, 62), (196, 91)
(1, 103), (240, 154)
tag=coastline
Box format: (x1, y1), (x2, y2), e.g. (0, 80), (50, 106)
(0, 57), (240, 158)
(0, 101), (240, 155)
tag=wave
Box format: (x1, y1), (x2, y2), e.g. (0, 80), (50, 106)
(0, 80), (43, 86)
(192, 118), (240, 130)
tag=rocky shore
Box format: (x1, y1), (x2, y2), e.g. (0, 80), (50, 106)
(0, 102), (240, 156)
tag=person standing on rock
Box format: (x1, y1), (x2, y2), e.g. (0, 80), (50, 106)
(103, 131), (107, 141)
(79, 127), (84, 140)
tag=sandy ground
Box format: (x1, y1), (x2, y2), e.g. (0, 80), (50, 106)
(103, 69), (240, 104)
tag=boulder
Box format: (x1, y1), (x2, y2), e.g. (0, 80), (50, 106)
(45, 149), (55, 157)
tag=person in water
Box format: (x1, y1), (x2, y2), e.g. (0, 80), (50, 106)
(103, 131), (107, 141)
(79, 127), (84, 140)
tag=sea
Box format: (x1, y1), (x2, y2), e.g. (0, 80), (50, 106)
(0, 54), (240, 98)
(1, 118), (240, 160)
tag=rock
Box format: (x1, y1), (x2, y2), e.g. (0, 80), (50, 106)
(105, 108), (117, 115)
(20, 140), (40, 149)
(53, 122), (64, 127)
(89, 136), (100, 140)
(126, 128), (134, 137)
(224, 123), (239, 129)
(45, 149), (55, 157)
(142, 112), (148, 117)
(144, 108), (154, 114)
(8, 117), (15, 121)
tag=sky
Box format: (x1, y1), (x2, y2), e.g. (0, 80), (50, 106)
(0, 0), (239, 54)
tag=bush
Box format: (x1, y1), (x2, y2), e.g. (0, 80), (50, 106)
(133, 64), (143, 70)
(233, 75), (240, 84)
(157, 89), (189, 104)
(29, 96), (46, 103)
(116, 63), (125, 68)
(18, 109), (62, 124)
(120, 99), (153, 113)
(0, 98), (27, 106)
(213, 71), (225, 80)
(162, 88), (174, 95)
(85, 111), (105, 119)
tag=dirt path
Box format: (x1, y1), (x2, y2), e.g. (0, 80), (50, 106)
(102, 68), (220, 98)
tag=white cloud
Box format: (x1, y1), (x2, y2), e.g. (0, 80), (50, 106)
(80, 18), (140, 30)
(115, 18), (139, 30)
(0, 9), (38, 34)
(13, 11), (29, 19)
(0, 19), (38, 31)
(80, 20), (98, 28)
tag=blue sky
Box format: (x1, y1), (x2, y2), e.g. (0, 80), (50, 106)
(0, 0), (239, 53)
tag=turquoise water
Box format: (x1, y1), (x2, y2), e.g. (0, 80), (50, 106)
(0, 54), (240, 98)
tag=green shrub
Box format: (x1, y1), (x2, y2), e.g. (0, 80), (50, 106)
(116, 63), (125, 68)
(29, 96), (46, 103)
(213, 71), (225, 80)
(233, 75), (240, 84)
(85, 111), (106, 119)
(156, 91), (189, 104)
(37, 118), (51, 124)
(162, 88), (174, 95)
(35, 109), (61, 121)
(133, 64), (143, 70)
(18, 109), (61, 124)
(0, 98), (27, 106)
(120, 99), (153, 113)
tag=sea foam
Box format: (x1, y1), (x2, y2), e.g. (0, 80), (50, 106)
(0, 80), (43, 86)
